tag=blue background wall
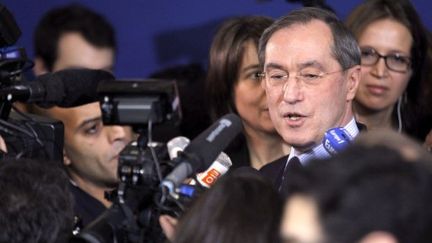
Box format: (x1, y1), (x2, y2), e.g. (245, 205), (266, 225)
(2, 0), (431, 79)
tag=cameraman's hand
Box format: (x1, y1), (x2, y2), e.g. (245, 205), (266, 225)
(159, 214), (178, 242)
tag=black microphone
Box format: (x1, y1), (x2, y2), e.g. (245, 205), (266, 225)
(161, 113), (242, 194)
(0, 68), (114, 107)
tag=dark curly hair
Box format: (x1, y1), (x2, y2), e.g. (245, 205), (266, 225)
(0, 158), (74, 243)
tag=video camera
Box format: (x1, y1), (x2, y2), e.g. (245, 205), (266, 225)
(70, 78), (242, 243)
(0, 4), (64, 162)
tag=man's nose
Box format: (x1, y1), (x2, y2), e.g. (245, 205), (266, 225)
(283, 78), (303, 104)
(106, 125), (132, 143)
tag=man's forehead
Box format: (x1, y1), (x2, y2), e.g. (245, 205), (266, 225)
(54, 32), (114, 71)
(272, 19), (331, 38)
(46, 103), (102, 128)
(267, 20), (333, 52)
(265, 21), (335, 70)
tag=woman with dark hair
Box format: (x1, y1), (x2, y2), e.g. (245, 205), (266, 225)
(173, 168), (283, 243)
(346, 0), (432, 142)
(206, 16), (290, 169)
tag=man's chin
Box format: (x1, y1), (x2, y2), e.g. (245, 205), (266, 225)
(103, 179), (119, 189)
(286, 138), (316, 152)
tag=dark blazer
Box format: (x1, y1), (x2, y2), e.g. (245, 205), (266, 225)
(259, 155), (288, 189)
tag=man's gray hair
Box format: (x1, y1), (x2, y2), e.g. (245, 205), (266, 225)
(258, 7), (360, 70)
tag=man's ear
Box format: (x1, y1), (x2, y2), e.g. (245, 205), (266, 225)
(33, 57), (49, 76)
(359, 231), (398, 243)
(346, 65), (361, 101)
(63, 148), (71, 166)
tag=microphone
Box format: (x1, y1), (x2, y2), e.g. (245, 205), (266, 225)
(167, 136), (232, 187)
(195, 152), (232, 188)
(161, 113), (242, 194)
(175, 152), (232, 201)
(0, 68), (114, 107)
(323, 127), (353, 155)
(166, 136), (190, 160)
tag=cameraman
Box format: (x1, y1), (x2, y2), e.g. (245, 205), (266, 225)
(28, 4), (132, 227)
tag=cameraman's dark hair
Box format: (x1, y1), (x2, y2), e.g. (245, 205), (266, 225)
(283, 145), (432, 243)
(0, 158), (74, 243)
(34, 4), (116, 71)
(174, 167), (282, 243)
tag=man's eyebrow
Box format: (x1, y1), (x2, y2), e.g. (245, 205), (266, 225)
(265, 61), (324, 71)
(297, 60), (324, 70)
(75, 116), (102, 132)
(264, 62), (285, 70)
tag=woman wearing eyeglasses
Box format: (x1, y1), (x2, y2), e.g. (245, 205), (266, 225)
(346, 0), (432, 142)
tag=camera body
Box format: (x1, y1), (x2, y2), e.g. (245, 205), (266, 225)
(98, 79), (181, 127)
(0, 4), (64, 163)
(3, 112), (64, 162)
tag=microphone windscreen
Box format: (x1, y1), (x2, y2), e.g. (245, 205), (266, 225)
(32, 72), (64, 106)
(161, 114), (242, 193)
(182, 113), (242, 172)
(37, 68), (115, 108)
(196, 152), (232, 188)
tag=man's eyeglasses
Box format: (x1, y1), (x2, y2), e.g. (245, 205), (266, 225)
(258, 68), (345, 89)
(360, 47), (411, 73)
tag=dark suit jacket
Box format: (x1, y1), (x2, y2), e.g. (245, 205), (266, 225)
(260, 155), (289, 189)
(259, 154), (288, 190)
